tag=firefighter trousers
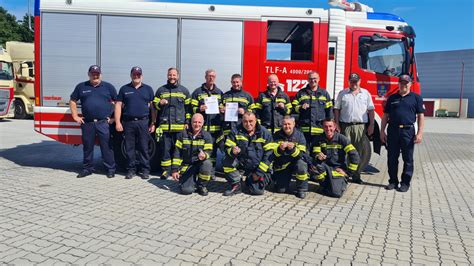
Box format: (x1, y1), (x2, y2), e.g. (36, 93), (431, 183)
(179, 159), (213, 195)
(273, 159), (309, 193)
(223, 156), (271, 195)
(160, 131), (178, 177)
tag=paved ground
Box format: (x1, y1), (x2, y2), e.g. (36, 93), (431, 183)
(0, 118), (473, 265)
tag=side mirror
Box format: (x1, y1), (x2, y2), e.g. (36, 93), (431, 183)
(20, 63), (29, 77)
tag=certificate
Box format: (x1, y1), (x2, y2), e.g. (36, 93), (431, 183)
(204, 96), (219, 114)
(225, 102), (239, 122)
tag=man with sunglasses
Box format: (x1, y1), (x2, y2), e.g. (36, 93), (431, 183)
(115, 67), (155, 179)
(380, 74), (425, 192)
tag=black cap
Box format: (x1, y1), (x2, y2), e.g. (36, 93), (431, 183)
(88, 65), (101, 74)
(399, 74), (412, 83)
(131, 66), (142, 75)
(348, 73), (360, 81)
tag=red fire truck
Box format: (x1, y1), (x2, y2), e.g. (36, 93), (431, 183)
(34, 0), (419, 170)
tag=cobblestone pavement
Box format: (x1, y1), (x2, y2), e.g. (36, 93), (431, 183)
(0, 119), (473, 265)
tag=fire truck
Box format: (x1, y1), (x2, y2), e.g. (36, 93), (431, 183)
(0, 47), (15, 120)
(6, 41), (35, 119)
(33, 0), (419, 171)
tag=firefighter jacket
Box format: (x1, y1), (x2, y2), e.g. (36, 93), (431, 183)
(191, 84), (224, 133)
(272, 128), (307, 171)
(252, 87), (292, 134)
(292, 85), (333, 134)
(224, 124), (275, 177)
(222, 88), (254, 134)
(153, 83), (191, 132)
(172, 129), (213, 172)
(311, 132), (359, 172)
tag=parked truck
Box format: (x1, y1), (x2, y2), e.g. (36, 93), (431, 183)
(6, 41), (35, 119)
(0, 47), (15, 120)
(33, 0), (419, 171)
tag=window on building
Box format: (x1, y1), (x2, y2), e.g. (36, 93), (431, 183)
(266, 21), (313, 61)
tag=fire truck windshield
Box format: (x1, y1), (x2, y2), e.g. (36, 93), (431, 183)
(358, 35), (408, 77)
(0, 61), (13, 81)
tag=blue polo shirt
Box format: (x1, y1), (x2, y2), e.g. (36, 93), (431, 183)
(70, 81), (117, 120)
(384, 91), (425, 126)
(117, 82), (154, 118)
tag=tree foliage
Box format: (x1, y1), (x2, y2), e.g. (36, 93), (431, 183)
(0, 7), (34, 47)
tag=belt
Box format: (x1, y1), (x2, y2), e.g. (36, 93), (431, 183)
(340, 122), (365, 125)
(84, 118), (108, 123)
(123, 116), (148, 122)
(390, 124), (414, 129)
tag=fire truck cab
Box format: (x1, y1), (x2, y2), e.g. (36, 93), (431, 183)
(0, 47), (15, 120)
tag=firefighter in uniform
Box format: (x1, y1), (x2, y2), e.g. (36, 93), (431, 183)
(252, 74), (292, 134)
(310, 118), (360, 197)
(380, 74), (425, 192)
(219, 73), (254, 149)
(153, 68), (191, 179)
(222, 112), (274, 196)
(171, 113), (213, 196)
(70, 65), (117, 178)
(191, 69), (224, 165)
(272, 116), (309, 199)
(115, 66), (155, 179)
(293, 71), (333, 148)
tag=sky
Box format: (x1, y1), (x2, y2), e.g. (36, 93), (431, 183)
(1, 0), (473, 53)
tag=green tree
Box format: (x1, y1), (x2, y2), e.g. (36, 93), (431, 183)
(0, 7), (34, 47)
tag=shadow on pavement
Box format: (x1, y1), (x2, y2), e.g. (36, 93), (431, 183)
(0, 140), (103, 173)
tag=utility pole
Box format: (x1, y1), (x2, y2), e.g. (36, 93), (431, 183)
(28, 0), (32, 31)
(458, 62), (465, 118)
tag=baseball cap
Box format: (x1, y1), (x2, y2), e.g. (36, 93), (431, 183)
(131, 66), (142, 75)
(399, 74), (412, 83)
(348, 73), (360, 81)
(88, 65), (101, 74)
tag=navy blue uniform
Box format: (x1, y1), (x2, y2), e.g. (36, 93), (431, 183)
(70, 81), (117, 174)
(384, 92), (424, 186)
(117, 82), (154, 173)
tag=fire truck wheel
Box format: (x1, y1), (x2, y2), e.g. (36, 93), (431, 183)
(14, 99), (27, 119)
(112, 131), (161, 173)
(359, 134), (372, 172)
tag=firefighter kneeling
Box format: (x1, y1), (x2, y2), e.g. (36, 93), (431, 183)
(171, 113), (213, 196)
(310, 118), (360, 198)
(272, 116), (309, 199)
(223, 112), (274, 196)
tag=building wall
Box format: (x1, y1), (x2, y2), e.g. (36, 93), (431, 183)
(416, 49), (474, 117)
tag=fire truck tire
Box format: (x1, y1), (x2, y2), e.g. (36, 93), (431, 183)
(112, 131), (160, 173)
(14, 99), (27, 119)
(359, 134), (372, 172)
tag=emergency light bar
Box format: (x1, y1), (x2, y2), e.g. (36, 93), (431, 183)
(328, 0), (374, 12)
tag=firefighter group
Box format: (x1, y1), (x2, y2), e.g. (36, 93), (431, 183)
(70, 65), (425, 199)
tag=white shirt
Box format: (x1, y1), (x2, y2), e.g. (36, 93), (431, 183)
(335, 88), (375, 123)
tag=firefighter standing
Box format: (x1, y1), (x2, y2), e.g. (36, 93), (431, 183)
(153, 68), (191, 179)
(115, 66), (155, 179)
(70, 65), (117, 178)
(310, 119), (360, 197)
(219, 74), (254, 149)
(293, 71), (333, 148)
(380, 74), (425, 192)
(222, 112), (274, 196)
(171, 113), (213, 196)
(253, 74), (292, 134)
(272, 116), (309, 199)
(191, 69), (224, 164)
